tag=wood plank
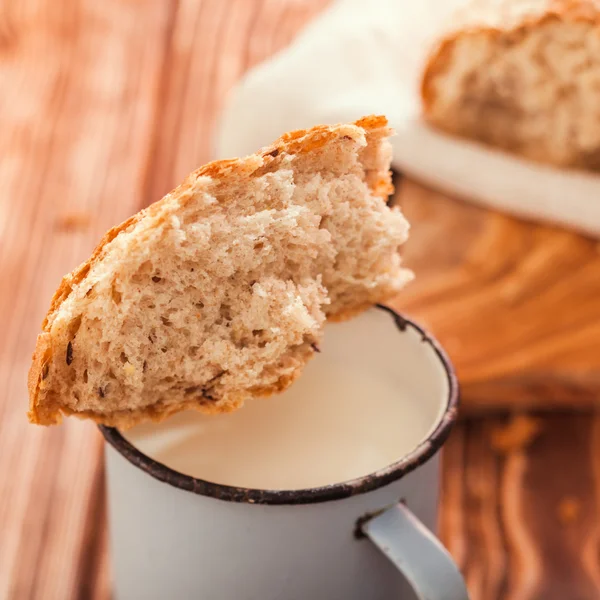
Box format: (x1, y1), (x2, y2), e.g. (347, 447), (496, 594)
(0, 0), (174, 597)
(391, 179), (600, 412)
(440, 413), (600, 599)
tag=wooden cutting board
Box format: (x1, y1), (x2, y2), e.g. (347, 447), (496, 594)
(389, 176), (600, 413)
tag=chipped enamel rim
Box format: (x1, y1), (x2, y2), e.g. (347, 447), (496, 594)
(100, 305), (459, 505)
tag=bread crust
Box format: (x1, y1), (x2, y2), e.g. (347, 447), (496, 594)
(421, 0), (600, 168)
(423, 0), (600, 105)
(28, 116), (393, 428)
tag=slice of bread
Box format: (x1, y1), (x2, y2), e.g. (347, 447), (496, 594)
(421, 0), (600, 170)
(28, 115), (412, 429)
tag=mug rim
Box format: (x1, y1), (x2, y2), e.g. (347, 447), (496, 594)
(99, 304), (459, 506)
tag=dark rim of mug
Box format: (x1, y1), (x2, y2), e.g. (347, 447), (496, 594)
(99, 304), (459, 506)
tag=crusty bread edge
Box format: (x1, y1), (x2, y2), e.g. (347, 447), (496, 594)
(421, 3), (600, 118)
(47, 348), (311, 429)
(28, 115), (393, 429)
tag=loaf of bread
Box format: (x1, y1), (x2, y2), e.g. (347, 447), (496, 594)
(28, 116), (412, 428)
(421, 0), (600, 170)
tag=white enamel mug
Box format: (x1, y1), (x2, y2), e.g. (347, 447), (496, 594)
(101, 305), (468, 600)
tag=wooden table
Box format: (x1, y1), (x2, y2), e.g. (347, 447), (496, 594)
(1, 1), (599, 598)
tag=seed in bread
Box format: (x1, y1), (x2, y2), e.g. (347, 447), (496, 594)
(421, 0), (600, 170)
(28, 116), (412, 429)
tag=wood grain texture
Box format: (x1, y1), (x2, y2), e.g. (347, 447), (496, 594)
(0, 0), (174, 597)
(390, 178), (600, 412)
(440, 413), (600, 600)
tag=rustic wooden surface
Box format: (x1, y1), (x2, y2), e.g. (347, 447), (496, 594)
(1, 0), (599, 598)
(392, 179), (600, 413)
(440, 412), (600, 600)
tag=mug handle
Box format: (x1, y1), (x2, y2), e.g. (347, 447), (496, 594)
(360, 502), (470, 600)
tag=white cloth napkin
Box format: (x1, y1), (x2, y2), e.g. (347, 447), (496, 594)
(216, 0), (600, 238)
